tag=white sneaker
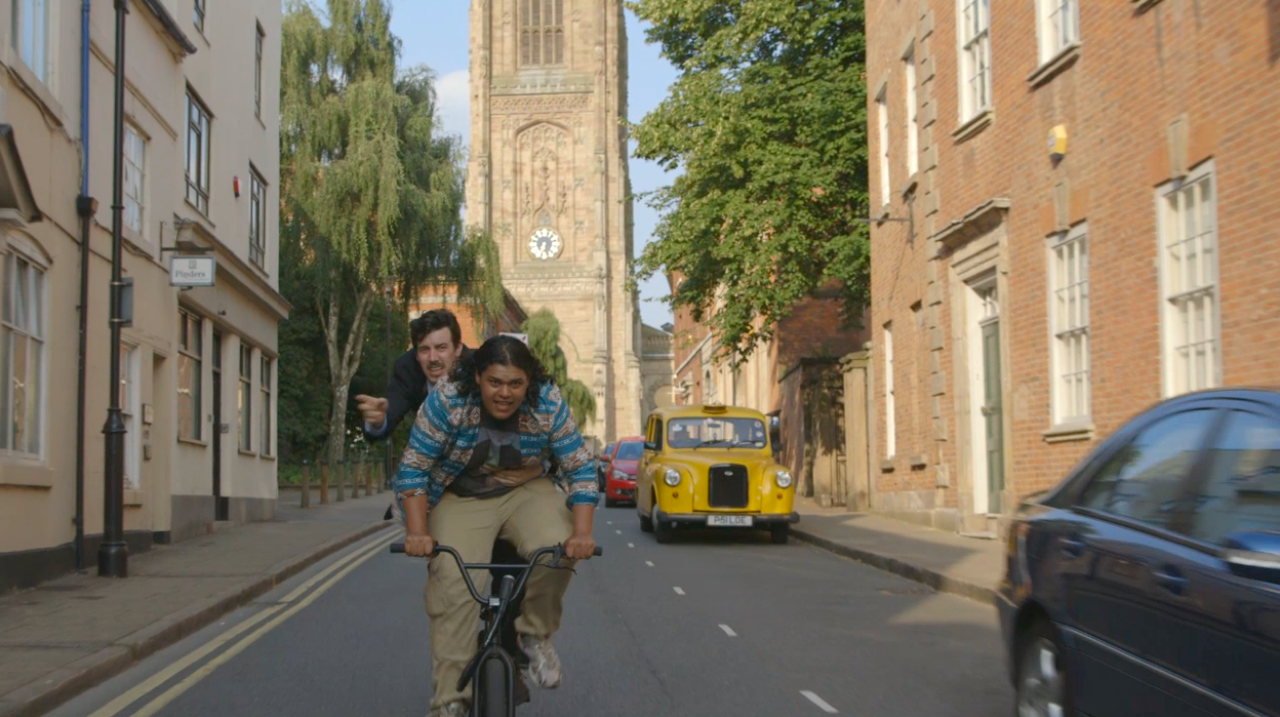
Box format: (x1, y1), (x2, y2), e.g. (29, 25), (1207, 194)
(517, 633), (562, 689)
(429, 701), (468, 717)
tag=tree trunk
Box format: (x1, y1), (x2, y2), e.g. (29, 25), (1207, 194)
(320, 284), (377, 475)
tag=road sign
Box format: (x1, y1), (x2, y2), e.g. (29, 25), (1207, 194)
(169, 255), (216, 287)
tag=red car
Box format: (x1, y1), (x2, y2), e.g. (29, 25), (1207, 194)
(602, 437), (644, 507)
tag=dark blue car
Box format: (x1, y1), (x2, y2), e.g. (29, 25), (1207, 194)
(998, 388), (1280, 717)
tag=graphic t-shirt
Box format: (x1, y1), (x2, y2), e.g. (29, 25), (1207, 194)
(447, 412), (541, 498)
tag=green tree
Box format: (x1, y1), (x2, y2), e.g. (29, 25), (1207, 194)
(522, 309), (597, 427)
(627, 0), (870, 365)
(280, 0), (503, 467)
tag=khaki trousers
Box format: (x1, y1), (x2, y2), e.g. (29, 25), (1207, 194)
(424, 478), (576, 709)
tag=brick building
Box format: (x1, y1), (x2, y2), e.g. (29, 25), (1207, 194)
(671, 271), (868, 500)
(408, 287), (529, 350)
(867, 0), (1280, 534)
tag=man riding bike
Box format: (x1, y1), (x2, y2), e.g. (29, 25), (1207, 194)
(395, 335), (599, 717)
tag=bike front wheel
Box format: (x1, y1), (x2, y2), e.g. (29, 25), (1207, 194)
(476, 652), (512, 717)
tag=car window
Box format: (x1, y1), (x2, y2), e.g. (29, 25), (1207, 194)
(667, 417), (767, 448)
(1077, 409), (1217, 528)
(615, 441), (644, 460)
(601, 443), (614, 460)
(1186, 409), (1280, 545)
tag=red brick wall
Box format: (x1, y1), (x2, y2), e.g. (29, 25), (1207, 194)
(869, 0), (1280, 525)
(408, 289), (528, 349)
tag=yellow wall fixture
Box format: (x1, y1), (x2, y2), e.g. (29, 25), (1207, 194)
(1048, 125), (1068, 160)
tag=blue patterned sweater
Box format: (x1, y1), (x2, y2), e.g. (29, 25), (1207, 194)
(393, 378), (599, 510)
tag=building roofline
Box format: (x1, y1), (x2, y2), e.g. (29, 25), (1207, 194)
(138, 0), (199, 56)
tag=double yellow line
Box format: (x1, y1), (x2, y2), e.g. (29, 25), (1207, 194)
(88, 530), (400, 717)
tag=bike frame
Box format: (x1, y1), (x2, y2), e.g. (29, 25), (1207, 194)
(390, 541), (602, 716)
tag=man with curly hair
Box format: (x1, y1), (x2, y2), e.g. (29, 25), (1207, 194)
(395, 335), (599, 717)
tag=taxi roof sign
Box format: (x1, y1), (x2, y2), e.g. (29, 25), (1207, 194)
(702, 402), (728, 414)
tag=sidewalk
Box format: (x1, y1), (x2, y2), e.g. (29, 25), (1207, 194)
(791, 498), (1005, 604)
(0, 491), (396, 717)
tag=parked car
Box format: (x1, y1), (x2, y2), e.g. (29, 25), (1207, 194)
(596, 442), (615, 492)
(601, 437), (644, 507)
(999, 388), (1280, 717)
(636, 403), (799, 544)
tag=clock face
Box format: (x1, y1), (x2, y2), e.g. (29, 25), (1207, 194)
(529, 227), (563, 260)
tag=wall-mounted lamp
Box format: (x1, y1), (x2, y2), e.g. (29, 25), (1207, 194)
(233, 176), (241, 198)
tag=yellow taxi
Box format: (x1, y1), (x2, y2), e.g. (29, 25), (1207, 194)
(636, 403), (799, 544)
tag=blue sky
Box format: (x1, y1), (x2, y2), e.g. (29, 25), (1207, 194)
(388, 1), (678, 329)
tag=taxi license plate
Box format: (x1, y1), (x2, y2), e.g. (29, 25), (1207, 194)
(706, 515), (753, 527)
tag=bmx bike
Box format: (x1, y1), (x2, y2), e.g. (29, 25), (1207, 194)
(390, 541), (603, 717)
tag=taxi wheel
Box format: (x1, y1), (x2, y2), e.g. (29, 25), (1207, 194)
(638, 506), (654, 533)
(654, 513), (674, 544)
(770, 524), (789, 544)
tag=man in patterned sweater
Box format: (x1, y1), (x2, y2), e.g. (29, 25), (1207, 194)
(395, 335), (599, 717)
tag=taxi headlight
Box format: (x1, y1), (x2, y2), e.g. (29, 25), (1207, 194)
(774, 470), (794, 489)
(663, 468), (682, 487)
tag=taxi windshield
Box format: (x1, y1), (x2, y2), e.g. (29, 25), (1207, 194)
(667, 417), (767, 449)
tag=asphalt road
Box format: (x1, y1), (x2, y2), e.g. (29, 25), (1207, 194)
(48, 506), (1013, 717)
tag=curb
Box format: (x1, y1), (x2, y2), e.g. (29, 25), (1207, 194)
(791, 526), (997, 605)
(1, 520), (395, 717)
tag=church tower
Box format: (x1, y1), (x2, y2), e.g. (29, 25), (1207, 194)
(467, 0), (643, 444)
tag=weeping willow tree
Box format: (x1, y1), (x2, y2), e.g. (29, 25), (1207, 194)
(522, 309), (596, 427)
(281, 0), (503, 466)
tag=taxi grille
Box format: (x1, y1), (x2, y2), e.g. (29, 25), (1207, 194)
(708, 464), (749, 508)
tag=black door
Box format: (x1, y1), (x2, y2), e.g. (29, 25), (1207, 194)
(1171, 405), (1280, 716)
(1063, 406), (1220, 717)
(212, 331), (227, 521)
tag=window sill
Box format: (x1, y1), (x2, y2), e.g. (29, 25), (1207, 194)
(875, 204), (892, 223)
(1131, 0), (1164, 12)
(909, 454), (928, 469)
(1042, 422), (1095, 444)
(0, 461), (53, 488)
(124, 488), (145, 507)
(239, 448), (257, 457)
(880, 458), (896, 473)
(177, 436), (209, 447)
(3, 48), (65, 127)
(1027, 43), (1082, 89)
(184, 198), (213, 223)
(952, 109), (994, 144)
(261, 453), (276, 462)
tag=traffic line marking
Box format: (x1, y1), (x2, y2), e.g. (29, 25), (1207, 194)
(607, 521), (613, 524)
(90, 531), (397, 717)
(801, 691), (839, 713)
(627, 542), (634, 548)
(616, 530), (622, 535)
(645, 560), (654, 567)
(719, 624), (737, 637)
(673, 586), (685, 595)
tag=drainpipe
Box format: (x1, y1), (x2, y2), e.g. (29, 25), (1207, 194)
(74, 0), (94, 574)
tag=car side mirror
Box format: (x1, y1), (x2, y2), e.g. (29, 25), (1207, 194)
(644, 441), (658, 451)
(1223, 531), (1280, 584)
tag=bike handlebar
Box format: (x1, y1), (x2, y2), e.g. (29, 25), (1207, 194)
(388, 541), (602, 607)
(388, 542), (603, 558)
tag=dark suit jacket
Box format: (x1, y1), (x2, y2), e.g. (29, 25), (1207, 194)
(362, 345), (473, 442)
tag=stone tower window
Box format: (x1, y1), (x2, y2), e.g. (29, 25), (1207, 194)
(521, 0), (565, 67)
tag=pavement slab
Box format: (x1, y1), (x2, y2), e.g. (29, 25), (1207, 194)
(0, 491), (396, 717)
(791, 498), (1005, 603)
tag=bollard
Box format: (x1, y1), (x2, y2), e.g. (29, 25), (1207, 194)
(301, 459), (312, 508)
(336, 454), (346, 502)
(319, 457), (330, 505)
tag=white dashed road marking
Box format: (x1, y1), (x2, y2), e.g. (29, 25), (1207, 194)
(627, 542), (634, 548)
(616, 530), (622, 535)
(801, 691), (839, 713)
(719, 624), (737, 637)
(645, 560), (654, 567)
(673, 587), (685, 595)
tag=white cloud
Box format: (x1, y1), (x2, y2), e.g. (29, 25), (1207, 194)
(435, 69), (471, 146)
